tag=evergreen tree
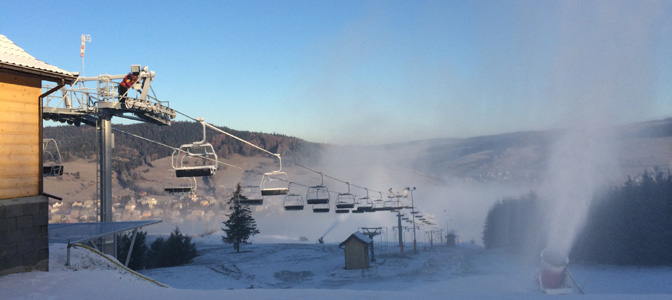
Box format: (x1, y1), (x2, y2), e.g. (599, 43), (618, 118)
(222, 183), (260, 253)
(146, 227), (197, 268)
(116, 230), (148, 270)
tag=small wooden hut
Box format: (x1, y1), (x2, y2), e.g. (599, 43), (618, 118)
(339, 231), (372, 270)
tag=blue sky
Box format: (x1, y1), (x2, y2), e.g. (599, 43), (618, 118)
(3, 0), (671, 144)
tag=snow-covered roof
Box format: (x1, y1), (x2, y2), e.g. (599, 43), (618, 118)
(0, 34), (76, 83)
(339, 231), (372, 247)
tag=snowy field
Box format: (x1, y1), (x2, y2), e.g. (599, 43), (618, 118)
(2, 235), (672, 300)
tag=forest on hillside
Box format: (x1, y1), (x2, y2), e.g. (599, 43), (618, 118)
(482, 170), (672, 266)
(43, 121), (326, 187)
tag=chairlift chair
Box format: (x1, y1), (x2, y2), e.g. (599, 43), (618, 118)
(42, 138), (64, 176)
(312, 203), (330, 213)
(260, 154), (289, 196)
(163, 170), (197, 195)
(355, 188), (374, 212)
(335, 208), (350, 214)
(283, 183), (304, 211)
(306, 173), (330, 204)
(373, 200), (400, 212)
(306, 185), (330, 204)
(260, 171), (289, 196)
(172, 120), (218, 178)
(371, 192), (390, 212)
(335, 182), (356, 209)
(239, 185), (264, 206)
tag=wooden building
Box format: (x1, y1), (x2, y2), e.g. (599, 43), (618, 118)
(0, 34), (76, 276)
(339, 231), (372, 270)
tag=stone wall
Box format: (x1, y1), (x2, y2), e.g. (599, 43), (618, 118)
(0, 195), (49, 276)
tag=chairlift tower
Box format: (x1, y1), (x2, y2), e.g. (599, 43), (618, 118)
(406, 187), (417, 253)
(360, 227), (382, 262)
(388, 188), (405, 254)
(42, 64), (176, 254)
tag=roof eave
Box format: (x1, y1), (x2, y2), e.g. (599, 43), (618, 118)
(0, 62), (77, 84)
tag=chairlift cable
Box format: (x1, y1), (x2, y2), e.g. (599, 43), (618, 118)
(111, 126), (303, 188)
(175, 111), (279, 159)
(117, 122), (392, 212)
(110, 126), (243, 171)
(172, 109), (385, 196)
(111, 125), (291, 182)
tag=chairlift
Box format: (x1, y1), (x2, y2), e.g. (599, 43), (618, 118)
(260, 154), (289, 196)
(306, 172), (330, 204)
(371, 191), (385, 211)
(312, 203), (330, 213)
(355, 188), (374, 212)
(42, 138), (64, 176)
(172, 119), (218, 178)
(163, 170), (196, 195)
(335, 208), (350, 214)
(283, 183), (304, 211)
(239, 185), (264, 206)
(373, 200), (400, 212)
(335, 182), (355, 209)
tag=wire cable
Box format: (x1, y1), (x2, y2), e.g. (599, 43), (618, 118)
(110, 127), (244, 171)
(172, 109), (387, 196)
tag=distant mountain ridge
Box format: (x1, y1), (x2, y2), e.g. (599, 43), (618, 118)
(377, 118), (672, 184)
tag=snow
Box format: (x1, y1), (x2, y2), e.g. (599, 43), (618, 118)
(342, 231), (372, 246)
(2, 235), (672, 300)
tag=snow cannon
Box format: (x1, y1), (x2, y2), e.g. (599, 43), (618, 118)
(539, 249), (570, 292)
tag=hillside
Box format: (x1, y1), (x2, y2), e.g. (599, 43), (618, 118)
(44, 121), (325, 188)
(41, 118), (672, 241)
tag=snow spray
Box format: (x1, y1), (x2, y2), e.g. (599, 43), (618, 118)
(541, 125), (618, 258)
(538, 1), (658, 259)
(320, 220), (340, 240)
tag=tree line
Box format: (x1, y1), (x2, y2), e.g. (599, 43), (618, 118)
(117, 227), (197, 270)
(482, 170), (672, 266)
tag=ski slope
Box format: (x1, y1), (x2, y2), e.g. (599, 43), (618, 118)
(2, 234), (672, 300)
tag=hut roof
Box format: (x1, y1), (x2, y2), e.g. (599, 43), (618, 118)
(339, 231), (372, 247)
(0, 34), (76, 83)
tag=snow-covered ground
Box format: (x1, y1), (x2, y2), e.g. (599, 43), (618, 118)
(2, 235), (672, 300)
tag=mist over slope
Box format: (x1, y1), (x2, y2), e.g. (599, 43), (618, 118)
(43, 118), (672, 244)
(384, 119), (672, 185)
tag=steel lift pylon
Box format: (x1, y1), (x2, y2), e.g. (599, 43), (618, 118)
(42, 64), (176, 254)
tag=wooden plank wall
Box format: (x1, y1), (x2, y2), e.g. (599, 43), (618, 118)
(0, 72), (41, 199)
